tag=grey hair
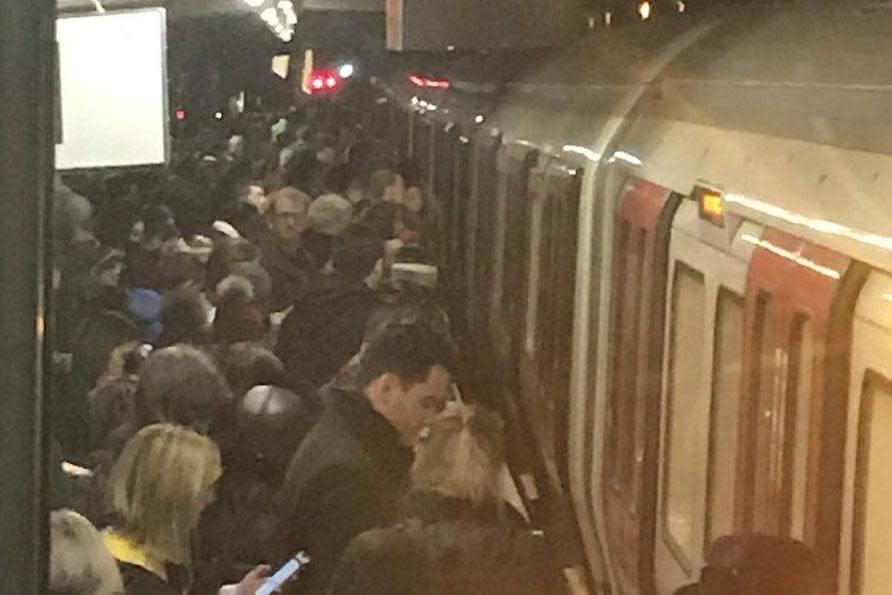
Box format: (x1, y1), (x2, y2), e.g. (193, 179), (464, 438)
(309, 194), (353, 236)
(49, 509), (124, 595)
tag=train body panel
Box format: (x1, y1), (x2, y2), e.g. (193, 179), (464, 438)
(377, 2), (892, 593)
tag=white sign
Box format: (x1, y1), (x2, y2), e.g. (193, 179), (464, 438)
(56, 9), (169, 169)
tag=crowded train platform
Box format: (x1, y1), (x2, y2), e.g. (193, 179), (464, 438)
(5, 1), (892, 594)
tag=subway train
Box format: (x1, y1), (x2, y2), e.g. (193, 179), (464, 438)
(367, 2), (892, 595)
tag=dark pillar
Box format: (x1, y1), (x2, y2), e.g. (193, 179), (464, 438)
(0, 0), (55, 592)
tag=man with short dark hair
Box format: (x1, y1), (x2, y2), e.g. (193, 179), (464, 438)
(271, 324), (455, 594)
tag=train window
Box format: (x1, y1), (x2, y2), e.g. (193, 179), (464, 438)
(524, 184), (546, 356)
(852, 372), (892, 595)
(788, 315), (814, 541)
(452, 136), (471, 293)
(705, 288), (744, 546)
(501, 150), (537, 338)
(750, 292), (780, 535)
(613, 225), (646, 493)
(604, 219), (629, 486)
(470, 132), (500, 333)
(490, 167), (509, 320)
(663, 263), (707, 573)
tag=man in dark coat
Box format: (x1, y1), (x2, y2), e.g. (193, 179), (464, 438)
(274, 231), (383, 387)
(270, 324), (456, 594)
(259, 187), (316, 312)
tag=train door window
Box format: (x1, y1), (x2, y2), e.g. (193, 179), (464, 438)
(452, 135), (471, 295)
(663, 263), (706, 570)
(502, 149), (538, 341)
(604, 219), (632, 487)
(524, 170), (547, 357)
(705, 288), (744, 545)
(615, 225), (645, 494)
(490, 160), (509, 322)
(751, 293), (780, 535)
(851, 373), (892, 595)
(432, 125), (457, 266)
(789, 316), (814, 541)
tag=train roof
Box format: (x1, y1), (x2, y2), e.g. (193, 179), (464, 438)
(392, 0), (892, 272)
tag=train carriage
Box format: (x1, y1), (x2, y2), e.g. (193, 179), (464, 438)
(379, 2), (892, 594)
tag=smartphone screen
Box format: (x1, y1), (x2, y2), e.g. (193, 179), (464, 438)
(255, 552), (310, 595)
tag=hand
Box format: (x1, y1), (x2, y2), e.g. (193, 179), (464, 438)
(235, 564), (272, 595)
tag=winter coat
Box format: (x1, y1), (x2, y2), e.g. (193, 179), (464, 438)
(270, 387), (413, 594)
(274, 272), (380, 387)
(258, 232), (316, 313)
(329, 492), (554, 595)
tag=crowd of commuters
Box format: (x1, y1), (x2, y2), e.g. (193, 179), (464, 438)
(47, 96), (824, 595)
(48, 98), (545, 595)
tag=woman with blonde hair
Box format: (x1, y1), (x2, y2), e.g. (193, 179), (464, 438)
(103, 423), (221, 594)
(407, 402), (507, 515)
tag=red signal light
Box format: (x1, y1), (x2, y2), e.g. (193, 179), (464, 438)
(307, 70), (342, 94)
(408, 74), (450, 90)
(175, 108), (186, 121)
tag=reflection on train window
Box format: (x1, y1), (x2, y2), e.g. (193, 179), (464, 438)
(663, 263), (706, 574)
(788, 315), (814, 540)
(706, 288), (743, 546)
(852, 373), (892, 595)
(752, 292), (780, 534)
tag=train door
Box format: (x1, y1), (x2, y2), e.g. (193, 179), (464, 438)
(654, 193), (760, 594)
(468, 130), (501, 344)
(603, 177), (682, 595)
(837, 272), (892, 595)
(519, 158), (582, 492)
(735, 229), (867, 593)
(489, 141), (537, 387)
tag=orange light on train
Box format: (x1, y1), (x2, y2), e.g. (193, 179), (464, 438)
(638, 1), (652, 21)
(694, 185), (725, 227)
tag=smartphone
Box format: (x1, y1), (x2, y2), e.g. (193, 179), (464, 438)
(255, 552), (311, 595)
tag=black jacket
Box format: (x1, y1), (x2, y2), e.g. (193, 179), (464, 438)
(329, 492), (554, 595)
(271, 387), (413, 594)
(259, 232), (316, 313)
(118, 562), (185, 595)
(274, 272), (380, 387)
